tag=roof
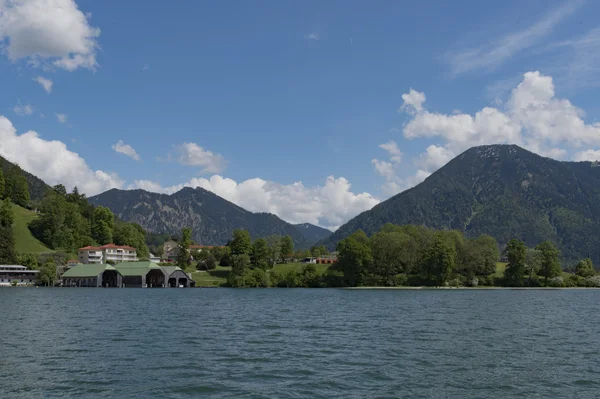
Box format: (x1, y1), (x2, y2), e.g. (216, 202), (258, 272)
(114, 261), (162, 277)
(79, 246), (102, 251)
(78, 244), (137, 251)
(62, 264), (118, 278)
(67, 259), (79, 263)
(0, 265), (27, 270)
(101, 244), (136, 250)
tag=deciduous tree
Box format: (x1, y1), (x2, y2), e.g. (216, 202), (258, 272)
(504, 239), (526, 287)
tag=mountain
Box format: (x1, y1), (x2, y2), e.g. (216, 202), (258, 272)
(0, 156), (50, 201)
(322, 144), (600, 264)
(89, 187), (312, 248)
(294, 223), (332, 244)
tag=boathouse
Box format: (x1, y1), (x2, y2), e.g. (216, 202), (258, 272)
(62, 264), (123, 287)
(113, 261), (195, 288)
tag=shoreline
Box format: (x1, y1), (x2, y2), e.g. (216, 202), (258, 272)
(344, 286), (600, 290)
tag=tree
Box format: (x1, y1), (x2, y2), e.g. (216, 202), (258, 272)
(114, 222), (150, 258)
(311, 245), (328, 257)
(251, 238), (269, 269)
(228, 254), (251, 287)
(38, 257), (57, 286)
(0, 169), (5, 200)
(458, 235), (499, 278)
(92, 206), (114, 245)
(369, 231), (412, 285)
(504, 239), (526, 287)
(230, 229), (251, 255)
(176, 227), (192, 269)
(422, 236), (456, 286)
(210, 246), (231, 266)
(0, 198), (17, 264)
(524, 248), (542, 285)
(53, 184), (67, 197)
(196, 250), (217, 270)
(280, 235), (294, 261)
(337, 230), (373, 286)
(536, 241), (561, 285)
(18, 253), (39, 270)
(575, 258), (595, 277)
(265, 235), (281, 266)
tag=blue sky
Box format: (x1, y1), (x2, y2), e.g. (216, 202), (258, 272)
(2, 0), (600, 229)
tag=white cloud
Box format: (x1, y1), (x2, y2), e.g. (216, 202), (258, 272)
(13, 102), (33, 116)
(33, 76), (53, 93)
(445, 1), (582, 75)
(0, 0), (100, 71)
(574, 149), (600, 162)
(305, 33), (319, 40)
(112, 140), (140, 161)
(129, 175), (379, 231)
(389, 70), (600, 191)
(399, 89), (426, 114)
(379, 140), (402, 163)
(55, 113), (67, 123)
(173, 142), (226, 174)
(416, 145), (455, 172)
(0, 115), (123, 195)
(371, 141), (404, 196)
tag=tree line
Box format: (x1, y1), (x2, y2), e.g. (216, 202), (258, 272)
(336, 224), (598, 287)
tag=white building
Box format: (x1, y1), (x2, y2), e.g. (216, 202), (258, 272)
(0, 265), (39, 286)
(78, 244), (138, 264)
(149, 253), (161, 263)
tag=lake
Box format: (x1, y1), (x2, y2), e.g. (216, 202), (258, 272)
(1, 288), (600, 398)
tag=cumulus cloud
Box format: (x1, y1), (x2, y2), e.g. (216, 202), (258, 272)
(112, 140), (140, 161)
(304, 33), (319, 40)
(55, 113), (67, 123)
(399, 89), (426, 114)
(33, 76), (53, 93)
(392, 70), (600, 188)
(574, 149), (600, 162)
(0, 115), (123, 195)
(379, 140), (402, 163)
(372, 141), (404, 196)
(0, 0), (100, 71)
(129, 175), (379, 230)
(13, 102), (33, 116)
(173, 142), (226, 174)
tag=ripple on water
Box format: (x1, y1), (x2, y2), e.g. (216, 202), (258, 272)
(2, 288), (600, 398)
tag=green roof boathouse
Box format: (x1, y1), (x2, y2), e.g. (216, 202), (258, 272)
(61, 261), (195, 288)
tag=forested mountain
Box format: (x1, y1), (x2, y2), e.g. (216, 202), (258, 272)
(0, 156), (49, 202)
(322, 144), (600, 264)
(293, 223), (332, 244)
(89, 187), (313, 248)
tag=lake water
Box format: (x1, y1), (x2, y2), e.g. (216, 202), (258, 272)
(1, 288), (600, 398)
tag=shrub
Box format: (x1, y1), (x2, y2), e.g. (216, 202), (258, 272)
(585, 275), (600, 287)
(547, 276), (564, 287)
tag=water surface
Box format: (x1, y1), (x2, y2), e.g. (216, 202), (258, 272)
(1, 288), (599, 398)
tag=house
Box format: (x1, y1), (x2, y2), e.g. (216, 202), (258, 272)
(301, 257), (317, 264)
(316, 257), (337, 264)
(78, 244), (138, 264)
(0, 265), (39, 286)
(149, 253), (161, 263)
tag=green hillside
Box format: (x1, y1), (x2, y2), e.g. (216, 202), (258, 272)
(11, 204), (52, 253)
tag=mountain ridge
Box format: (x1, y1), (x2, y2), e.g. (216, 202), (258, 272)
(321, 144), (600, 264)
(89, 186), (323, 248)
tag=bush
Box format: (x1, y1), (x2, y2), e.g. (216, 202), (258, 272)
(394, 274), (408, 286)
(447, 277), (463, 287)
(547, 276), (564, 287)
(585, 275), (600, 287)
(10, 280), (18, 287)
